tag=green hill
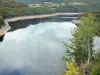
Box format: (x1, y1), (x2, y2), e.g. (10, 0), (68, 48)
(16, 0), (100, 4)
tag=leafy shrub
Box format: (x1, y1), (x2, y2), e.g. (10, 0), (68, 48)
(64, 61), (79, 75)
(90, 65), (100, 75)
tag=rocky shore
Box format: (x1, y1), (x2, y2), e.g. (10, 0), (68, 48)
(0, 20), (11, 42)
(72, 20), (82, 25)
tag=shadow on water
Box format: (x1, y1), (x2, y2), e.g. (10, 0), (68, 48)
(0, 35), (5, 42)
(0, 70), (21, 75)
(9, 15), (77, 31)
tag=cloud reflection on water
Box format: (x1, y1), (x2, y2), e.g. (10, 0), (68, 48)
(0, 22), (76, 75)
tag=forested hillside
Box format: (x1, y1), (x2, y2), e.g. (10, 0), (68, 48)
(16, 0), (100, 12)
(0, 0), (100, 18)
(0, 0), (25, 7)
(16, 0), (100, 4)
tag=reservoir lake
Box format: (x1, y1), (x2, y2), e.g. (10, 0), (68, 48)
(0, 16), (76, 75)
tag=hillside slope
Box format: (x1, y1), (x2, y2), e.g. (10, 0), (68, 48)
(16, 0), (100, 4)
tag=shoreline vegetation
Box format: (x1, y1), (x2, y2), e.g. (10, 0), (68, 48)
(63, 13), (100, 75)
(5, 12), (82, 22)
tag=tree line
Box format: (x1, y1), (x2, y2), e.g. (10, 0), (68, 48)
(63, 12), (100, 75)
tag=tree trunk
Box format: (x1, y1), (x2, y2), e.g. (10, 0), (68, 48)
(87, 39), (91, 65)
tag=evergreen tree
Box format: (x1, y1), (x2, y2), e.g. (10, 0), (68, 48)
(63, 13), (99, 67)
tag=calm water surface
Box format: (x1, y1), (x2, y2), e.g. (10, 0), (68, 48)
(0, 16), (76, 75)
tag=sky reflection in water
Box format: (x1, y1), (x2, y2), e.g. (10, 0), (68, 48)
(0, 22), (76, 75)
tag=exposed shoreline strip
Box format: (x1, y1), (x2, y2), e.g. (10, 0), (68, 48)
(0, 12), (82, 37)
(6, 12), (83, 22)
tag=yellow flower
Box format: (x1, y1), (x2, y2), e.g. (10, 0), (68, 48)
(64, 61), (79, 75)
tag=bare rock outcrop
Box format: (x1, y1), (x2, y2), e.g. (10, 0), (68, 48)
(0, 20), (11, 42)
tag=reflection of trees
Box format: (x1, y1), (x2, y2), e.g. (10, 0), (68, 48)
(9, 16), (75, 31)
